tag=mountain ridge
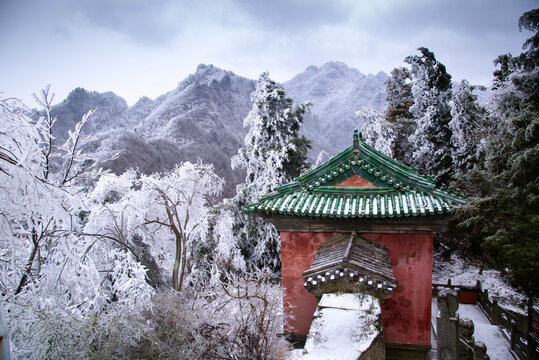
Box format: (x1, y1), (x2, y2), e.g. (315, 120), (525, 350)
(49, 62), (388, 198)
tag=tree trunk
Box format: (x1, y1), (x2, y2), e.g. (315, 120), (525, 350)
(15, 229), (39, 295)
(179, 236), (187, 292)
(172, 233), (182, 291)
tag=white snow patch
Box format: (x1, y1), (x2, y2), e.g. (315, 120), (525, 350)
(297, 293), (381, 360)
(432, 300), (514, 360)
(433, 250), (527, 314)
(317, 292), (373, 311)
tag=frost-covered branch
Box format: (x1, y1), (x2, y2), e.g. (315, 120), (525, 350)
(78, 231), (140, 263)
(32, 85), (56, 181)
(58, 109), (95, 186)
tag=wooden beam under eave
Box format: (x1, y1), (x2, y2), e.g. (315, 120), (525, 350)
(261, 214), (453, 234)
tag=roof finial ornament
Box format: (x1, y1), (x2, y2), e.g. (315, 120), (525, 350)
(353, 129), (361, 149)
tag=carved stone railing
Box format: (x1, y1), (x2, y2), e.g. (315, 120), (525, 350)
(433, 279), (539, 359)
(457, 317), (489, 360)
(436, 289), (490, 360)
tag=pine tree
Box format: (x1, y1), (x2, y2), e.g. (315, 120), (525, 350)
(405, 47), (454, 183)
(449, 80), (489, 173)
(457, 9), (539, 303)
(230, 72), (311, 269)
(384, 67), (416, 163)
(357, 107), (395, 157)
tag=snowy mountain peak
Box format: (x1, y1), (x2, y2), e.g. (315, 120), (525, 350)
(50, 87), (130, 144)
(320, 61), (362, 78)
(283, 61), (387, 156)
(189, 63), (234, 87)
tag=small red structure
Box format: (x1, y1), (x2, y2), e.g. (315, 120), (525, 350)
(245, 130), (465, 359)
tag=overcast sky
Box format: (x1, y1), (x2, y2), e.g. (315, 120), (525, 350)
(1, 0), (536, 106)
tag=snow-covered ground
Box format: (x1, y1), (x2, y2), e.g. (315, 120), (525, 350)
(289, 293), (381, 360)
(432, 250), (528, 314)
(432, 300), (516, 360)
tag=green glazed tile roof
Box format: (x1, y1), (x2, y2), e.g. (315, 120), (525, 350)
(245, 130), (466, 219)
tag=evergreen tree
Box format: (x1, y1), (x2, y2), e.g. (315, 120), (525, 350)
(230, 72), (311, 269)
(457, 9), (538, 302)
(449, 80), (489, 173)
(357, 107), (395, 157)
(405, 47), (454, 183)
(384, 67), (416, 163)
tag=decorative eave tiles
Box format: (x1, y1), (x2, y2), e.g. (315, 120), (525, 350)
(303, 232), (397, 299)
(245, 130), (466, 219)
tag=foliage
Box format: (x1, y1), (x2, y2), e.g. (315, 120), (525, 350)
(357, 107), (395, 157)
(83, 161), (240, 291)
(230, 72), (311, 269)
(85, 268), (289, 360)
(0, 90), (155, 359)
(384, 67), (416, 163)
(405, 47), (454, 183)
(1, 85), (287, 358)
(456, 9), (539, 300)
(0, 88), (100, 297)
(449, 80), (489, 173)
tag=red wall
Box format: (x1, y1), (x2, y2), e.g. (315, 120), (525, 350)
(281, 232), (335, 335)
(363, 233), (433, 346)
(280, 231), (433, 346)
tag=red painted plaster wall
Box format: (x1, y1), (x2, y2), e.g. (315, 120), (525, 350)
(280, 231), (433, 347)
(337, 174), (376, 187)
(281, 232), (335, 335)
(363, 233), (433, 346)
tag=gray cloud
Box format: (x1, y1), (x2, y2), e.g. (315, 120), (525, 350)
(232, 0), (354, 31)
(67, 0), (182, 45)
(1, 0), (537, 106)
(356, 0), (537, 39)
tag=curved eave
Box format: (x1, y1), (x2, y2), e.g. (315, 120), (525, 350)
(245, 189), (460, 220)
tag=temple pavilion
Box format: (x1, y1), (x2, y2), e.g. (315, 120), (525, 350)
(245, 130), (465, 359)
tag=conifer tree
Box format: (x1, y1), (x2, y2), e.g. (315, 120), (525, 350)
(457, 9), (538, 303)
(384, 67), (416, 163)
(357, 107), (395, 157)
(449, 80), (488, 173)
(405, 47), (454, 183)
(230, 72), (311, 269)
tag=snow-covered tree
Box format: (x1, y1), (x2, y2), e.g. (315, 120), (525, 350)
(384, 67), (416, 163)
(1, 87), (103, 295)
(0, 92), (86, 297)
(405, 47), (454, 183)
(357, 107), (395, 157)
(230, 72), (311, 268)
(83, 161), (237, 292)
(454, 12), (538, 340)
(449, 80), (489, 172)
(1, 92), (155, 359)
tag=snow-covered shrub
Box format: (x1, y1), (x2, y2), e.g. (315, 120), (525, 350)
(83, 268), (289, 360)
(3, 239), (154, 360)
(200, 268), (290, 359)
